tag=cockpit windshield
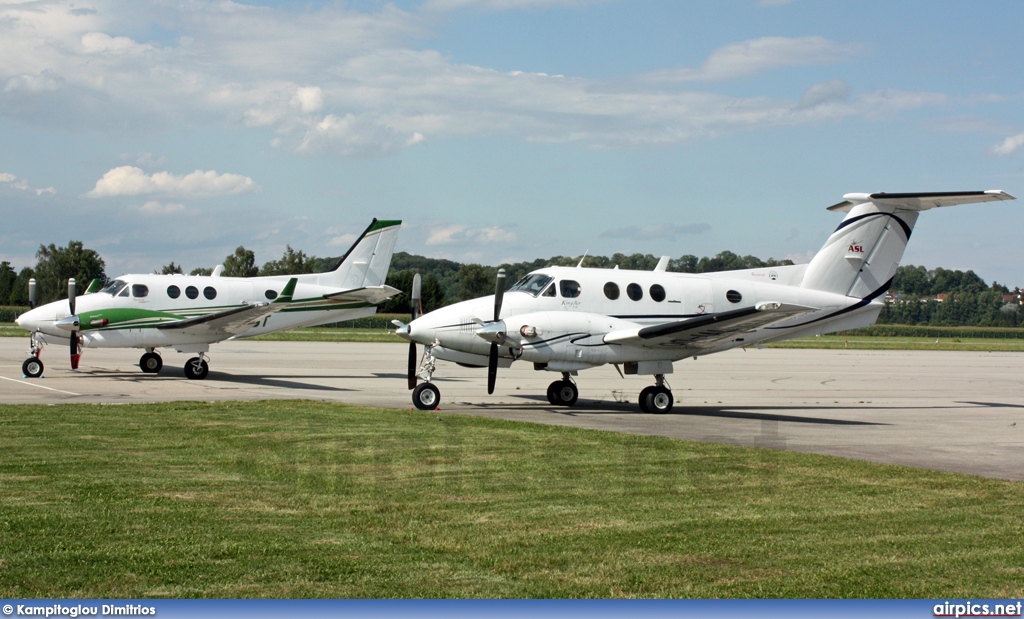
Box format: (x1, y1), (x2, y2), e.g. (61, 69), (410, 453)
(101, 279), (128, 296)
(508, 274), (554, 297)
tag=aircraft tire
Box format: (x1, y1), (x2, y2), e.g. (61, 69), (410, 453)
(140, 352), (163, 374)
(638, 386), (655, 413)
(546, 382), (558, 405)
(413, 383), (440, 410)
(23, 357), (43, 378)
(184, 357), (209, 380)
(550, 380), (578, 407)
(644, 386), (674, 414)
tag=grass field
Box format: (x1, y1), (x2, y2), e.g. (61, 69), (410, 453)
(0, 400), (1021, 598)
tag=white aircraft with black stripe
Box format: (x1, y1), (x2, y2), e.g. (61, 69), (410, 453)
(16, 219), (401, 379)
(397, 191), (1013, 412)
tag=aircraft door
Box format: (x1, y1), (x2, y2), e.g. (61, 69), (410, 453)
(679, 278), (714, 316)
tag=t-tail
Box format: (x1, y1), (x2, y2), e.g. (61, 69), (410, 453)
(319, 218), (402, 289)
(800, 191), (1014, 298)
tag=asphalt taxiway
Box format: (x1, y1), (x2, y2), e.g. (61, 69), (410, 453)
(2, 337), (1022, 481)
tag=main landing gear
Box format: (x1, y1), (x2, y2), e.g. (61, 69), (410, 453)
(140, 349), (163, 373)
(638, 374), (673, 414)
(184, 354), (210, 380)
(546, 373), (578, 407)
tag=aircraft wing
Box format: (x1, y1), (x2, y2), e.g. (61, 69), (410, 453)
(323, 285), (401, 305)
(603, 302), (817, 349)
(156, 278), (298, 337)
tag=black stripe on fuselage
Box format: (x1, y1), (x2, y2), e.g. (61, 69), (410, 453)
(765, 277), (894, 330)
(834, 212), (912, 240)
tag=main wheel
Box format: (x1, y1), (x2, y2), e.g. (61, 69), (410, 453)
(550, 380), (578, 407)
(412, 383), (441, 410)
(638, 386), (655, 413)
(140, 352), (163, 374)
(22, 357), (43, 378)
(644, 386), (674, 414)
(546, 381), (559, 405)
(184, 357), (209, 380)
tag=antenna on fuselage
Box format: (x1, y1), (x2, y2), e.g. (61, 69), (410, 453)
(576, 251), (589, 268)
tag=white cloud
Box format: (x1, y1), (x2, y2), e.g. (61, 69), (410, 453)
(85, 166), (256, 198)
(0, 2), (961, 156)
(426, 224), (518, 246)
(0, 172), (56, 196)
(643, 37), (862, 83)
(799, 79), (851, 108)
(992, 132), (1024, 156)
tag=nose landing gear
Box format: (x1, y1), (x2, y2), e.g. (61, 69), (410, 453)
(22, 331), (45, 378)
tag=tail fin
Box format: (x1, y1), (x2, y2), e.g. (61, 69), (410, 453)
(800, 191), (1013, 298)
(321, 219), (402, 289)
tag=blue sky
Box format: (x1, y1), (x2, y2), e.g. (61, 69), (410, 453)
(1, 0), (1022, 286)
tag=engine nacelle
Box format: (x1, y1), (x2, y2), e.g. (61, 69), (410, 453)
(498, 311), (637, 365)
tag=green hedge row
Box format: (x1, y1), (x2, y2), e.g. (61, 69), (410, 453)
(0, 306), (27, 322)
(320, 313), (412, 329)
(844, 324), (1024, 339)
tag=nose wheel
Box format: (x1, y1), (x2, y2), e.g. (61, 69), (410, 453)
(412, 383), (441, 410)
(22, 357), (44, 378)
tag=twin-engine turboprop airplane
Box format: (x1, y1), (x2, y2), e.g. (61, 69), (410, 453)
(397, 191), (1014, 412)
(17, 219), (401, 379)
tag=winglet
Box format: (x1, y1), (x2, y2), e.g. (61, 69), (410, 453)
(274, 278), (298, 303)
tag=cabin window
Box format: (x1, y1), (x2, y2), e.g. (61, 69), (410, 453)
(560, 280), (581, 298)
(185, 286), (199, 300)
(265, 289), (278, 300)
(650, 284), (666, 302)
(627, 283), (643, 301)
(132, 284), (149, 298)
(604, 282), (620, 300)
(101, 279), (128, 296)
(167, 285), (181, 299)
(204, 286), (217, 300)
(726, 290), (742, 303)
(542, 284), (555, 297)
(508, 274), (554, 298)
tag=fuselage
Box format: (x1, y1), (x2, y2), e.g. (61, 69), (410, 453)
(402, 264), (880, 370)
(17, 271), (378, 350)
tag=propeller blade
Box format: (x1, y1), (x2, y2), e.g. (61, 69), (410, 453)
(487, 343), (498, 394)
(28, 278), (36, 309)
(493, 268), (506, 322)
(411, 273), (422, 320)
(67, 278), (80, 369)
(407, 341), (417, 390)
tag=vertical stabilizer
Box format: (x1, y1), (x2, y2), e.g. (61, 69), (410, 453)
(321, 219), (402, 289)
(801, 191), (1013, 298)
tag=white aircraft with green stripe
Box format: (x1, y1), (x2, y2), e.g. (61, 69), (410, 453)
(16, 219), (402, 379)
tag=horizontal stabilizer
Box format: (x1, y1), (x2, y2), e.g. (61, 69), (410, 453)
(827, 190), (1014, 213)
(604, 302), (816, 349)
(323, 285), (401, 305)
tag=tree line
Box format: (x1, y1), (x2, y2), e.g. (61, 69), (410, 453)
(2, 240), (1020, 328)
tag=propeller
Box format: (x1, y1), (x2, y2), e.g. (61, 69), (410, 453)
(406, 273), (422, 390)
(68, 278), (81, 370)
(28, 278), (36, 309)
(486, 268), (506, 395)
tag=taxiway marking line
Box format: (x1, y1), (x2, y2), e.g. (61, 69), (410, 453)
(0, 375), (81, 396)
